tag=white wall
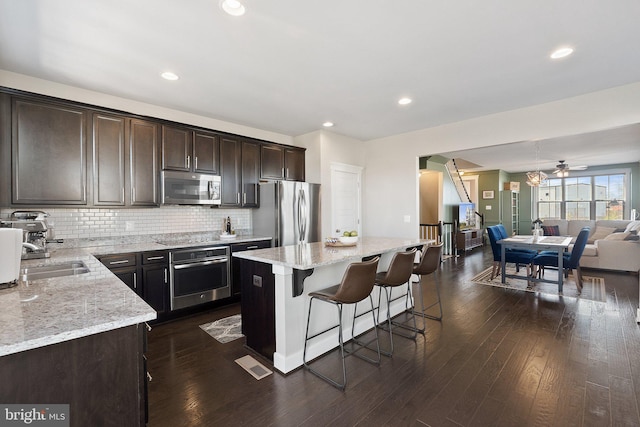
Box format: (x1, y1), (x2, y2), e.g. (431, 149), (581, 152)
(294, 130), (366, 239)
(0, 70), (294, 145)
(6, 71), (640, 241)
(364, 82), (640, 238)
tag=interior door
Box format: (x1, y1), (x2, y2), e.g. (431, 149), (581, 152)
(331, 163), (362, 237)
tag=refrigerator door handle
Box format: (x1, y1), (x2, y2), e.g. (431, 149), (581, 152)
(298, 188), (307, 243)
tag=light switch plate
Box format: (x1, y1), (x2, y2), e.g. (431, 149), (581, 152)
(486, 205), (492, 210)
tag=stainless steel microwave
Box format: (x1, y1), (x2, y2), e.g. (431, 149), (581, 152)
(161, 171), (221, 205)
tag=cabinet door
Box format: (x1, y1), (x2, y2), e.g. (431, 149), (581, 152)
(193, 131), (220, 174)
(284, 147), (305, 181)
(161, 125), (192, 171)
(113, 267), (140, 294)
(92, 113), (126, 206)
(241, 140), (260, 207)
(142, 264), (168, 315)
(220, 136), (241, 206)
(129, 119), (159, 206)
(260, 143), (284, 180)
(239, 259), (276, 360)
(12, 98), (87, 204)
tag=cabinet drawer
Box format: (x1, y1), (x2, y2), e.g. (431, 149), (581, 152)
(231, 240), (271, 252)
(141, 251), (168, 265)
(99, 253), (138, 269)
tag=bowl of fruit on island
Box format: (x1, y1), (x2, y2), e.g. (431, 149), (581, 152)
(339, 230), (358, 244)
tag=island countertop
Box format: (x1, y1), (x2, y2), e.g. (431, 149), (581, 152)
(232, 236), (429, 269)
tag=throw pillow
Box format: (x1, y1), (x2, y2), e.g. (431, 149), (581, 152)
(624, 221), (640, 233)
(603, 232), (630, 240)
(587, 226), (617, 244)
(541, 225), (560, 236)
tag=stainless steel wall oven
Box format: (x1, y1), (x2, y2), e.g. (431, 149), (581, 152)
(169, 246), (231, 310)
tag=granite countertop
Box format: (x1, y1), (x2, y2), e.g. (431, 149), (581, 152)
(0, 233), (272, 357)
(232, 236), (431, 269)
(0, 251), (155, 357)
(53, 233), (272, 256)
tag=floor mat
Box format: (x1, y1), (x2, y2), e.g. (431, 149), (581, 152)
(199, 314), (243, 343)
(470, 265), (606, 302)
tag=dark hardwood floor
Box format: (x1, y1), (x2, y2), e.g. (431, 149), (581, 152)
(146, 247), (640, 426)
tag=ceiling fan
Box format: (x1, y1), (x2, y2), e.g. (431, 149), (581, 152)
(553, 160), (587, 177)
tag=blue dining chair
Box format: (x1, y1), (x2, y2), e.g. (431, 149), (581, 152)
(486, 226), (537, 280)
(532, 227), (590, 291)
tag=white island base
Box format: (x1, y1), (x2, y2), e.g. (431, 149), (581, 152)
(234, 237), (431, 374)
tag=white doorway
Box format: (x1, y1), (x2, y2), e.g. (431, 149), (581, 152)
(330, 163), (362, 237)
(461, 175), (479, 205)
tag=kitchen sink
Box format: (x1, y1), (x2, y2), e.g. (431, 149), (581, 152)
(20, 261), (90, 281)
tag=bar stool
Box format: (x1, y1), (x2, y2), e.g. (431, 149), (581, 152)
(411, 243), (444, 331)
(303, 256), (380, 390)
(374, 248), (418, 356)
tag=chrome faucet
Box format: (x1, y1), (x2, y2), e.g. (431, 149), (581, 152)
(22, 241), (44, 252)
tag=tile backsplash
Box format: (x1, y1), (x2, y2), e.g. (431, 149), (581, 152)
(0, 206), (251, 240)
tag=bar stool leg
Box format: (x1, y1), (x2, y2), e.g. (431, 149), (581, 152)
(303, 298), (347, 390)
(412, 273), (443, 322)
(348, 295), (382, 365)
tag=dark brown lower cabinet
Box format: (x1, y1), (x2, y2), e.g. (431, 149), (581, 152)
(0, 324), (147, 427)
(230, 239), (271, 296)
(239, 259), (275, 361)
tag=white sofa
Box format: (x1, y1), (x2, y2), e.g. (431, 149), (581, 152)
(541, 219), (640, 273)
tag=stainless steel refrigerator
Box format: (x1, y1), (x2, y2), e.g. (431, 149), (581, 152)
(252, 181), (321, 247)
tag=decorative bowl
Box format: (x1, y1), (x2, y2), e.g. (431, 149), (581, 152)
(339, 236), (358, 244)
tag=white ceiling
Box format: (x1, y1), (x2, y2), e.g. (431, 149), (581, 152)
(437, 123), (640, 173)
(1, 0), (640, 158)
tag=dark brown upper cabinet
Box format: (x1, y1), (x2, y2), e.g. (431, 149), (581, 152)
(284, 146), (305, 181)
(129, 119), (160, 206)
(220, 135), (242, 206)
(161, 125), (220, 175)
(260, 143), (305, 181)
(220, 136), (260, 207)
(193, 131), (220, 174)
(12, 97), (87, 205)
(161, 125), (191, 172)
(241, 140), (260, 208)
(92, 113), (127, 206)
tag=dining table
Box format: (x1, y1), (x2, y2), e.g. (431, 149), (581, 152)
(497, 235), (573, 292)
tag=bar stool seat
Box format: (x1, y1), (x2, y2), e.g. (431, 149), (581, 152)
(303, 256), (380, 390)
(374, 248), (418, 356)
(411, 243), (444, 329)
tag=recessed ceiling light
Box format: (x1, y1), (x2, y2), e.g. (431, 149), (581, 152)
(322, 121), (334, 128)
(220, 0), (246, 16)
(550, 47), (574, 59)
(398, 97), (412, 105)
(161, 72), (179, 81)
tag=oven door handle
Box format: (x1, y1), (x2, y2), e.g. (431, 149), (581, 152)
(173, 258), (228, 269)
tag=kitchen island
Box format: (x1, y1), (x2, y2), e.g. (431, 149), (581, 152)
(233, 236), (431, 374)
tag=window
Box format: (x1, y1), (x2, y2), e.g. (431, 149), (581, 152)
(536, 173), (627, 220)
